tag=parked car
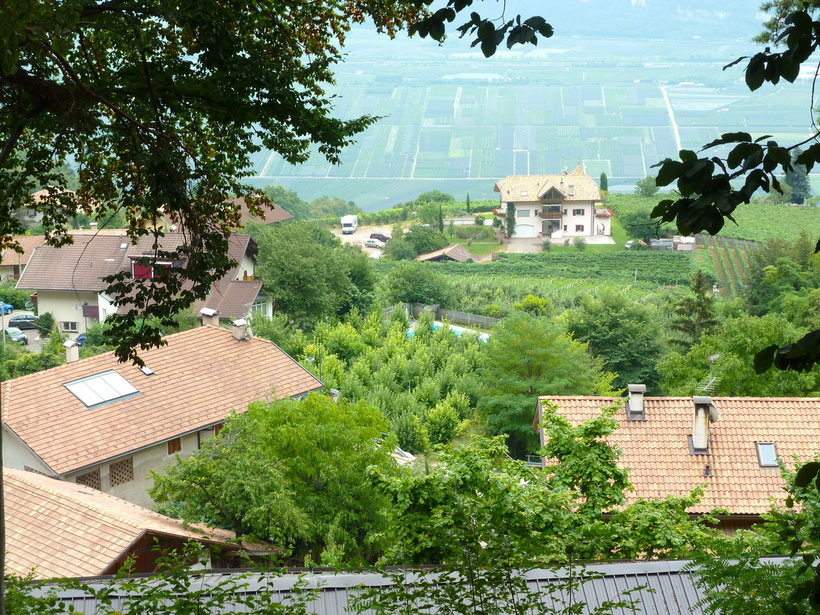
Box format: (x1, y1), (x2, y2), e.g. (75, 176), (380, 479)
(369, 232), (392, 243)
(8, 313), (38, 330)
(3, 327), (27, 345)
(364, 237), (386, 249)
(624, 240), (634, 250)
(76, 334), (87, 346)
(0, 303), (13, 315)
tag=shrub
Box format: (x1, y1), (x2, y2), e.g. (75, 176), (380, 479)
(542, 240), (551, 251)
(426, 402), (460, 446)
(0, 282), (31, 309)
(573, 237), (587, 251)
(474, 214), (487, 226)
(393, 412), (430, 453)
(35, 312), (54, 333)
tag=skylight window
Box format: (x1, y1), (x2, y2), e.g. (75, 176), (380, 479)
(756, 442), (778, 467)
(65, 371), (139, 408)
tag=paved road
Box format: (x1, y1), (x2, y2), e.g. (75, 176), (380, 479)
(505, 238), (542, 254)
(1, 310), (44, 353)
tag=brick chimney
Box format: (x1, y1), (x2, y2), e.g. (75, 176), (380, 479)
(626, 384), (646, 421)
(199, 307), (220, 327)
(63, 339), (79, 363)
(231, 318), (249, 341)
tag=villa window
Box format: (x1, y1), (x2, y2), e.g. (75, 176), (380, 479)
(573, 208), (584, 216)
(517, 209), (530, 217)
(575, 225), (584, 232)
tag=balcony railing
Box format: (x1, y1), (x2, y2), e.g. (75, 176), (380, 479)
(540, 206), (562, 219)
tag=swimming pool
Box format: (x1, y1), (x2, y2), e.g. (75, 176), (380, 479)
(407, 321), (490, 342)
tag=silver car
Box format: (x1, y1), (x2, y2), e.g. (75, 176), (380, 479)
(3, 327), (27, 345)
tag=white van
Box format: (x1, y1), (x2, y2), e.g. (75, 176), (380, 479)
(341, 214), (358, 234)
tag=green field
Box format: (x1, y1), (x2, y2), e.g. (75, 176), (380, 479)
(719, 203), (820, 243)
(247, 30), (815, 211)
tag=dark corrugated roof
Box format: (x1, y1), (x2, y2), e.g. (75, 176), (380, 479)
(42, 558), (748, 614)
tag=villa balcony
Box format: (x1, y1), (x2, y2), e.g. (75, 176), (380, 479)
(540, 206), (562, 219)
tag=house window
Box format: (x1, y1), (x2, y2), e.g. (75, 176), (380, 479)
(517, 209), (530, 217)
(76, 469), (101, 490)
(563, 209), (568, 215)
(132, 263), (153, 280)
(568, 185), (575, 196)
(168, 437), (182, 455)
(109, 458), (134, 486)
(520, 191), (528, 197)
(756, 442), (778, 467)
(563, 225), (567, 231)
(61, 321), (78, 333)
(573, 208), (584, 216)
(575, 225), (584, 232)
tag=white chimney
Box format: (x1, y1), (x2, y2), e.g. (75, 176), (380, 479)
(63, 339), (79, 363)
(89, 222), (98, 230)
(231, 318), (249, 341)
(199, 307), (220, 327)
(692, 396), (718, 452)
(626, 384), (646, 421)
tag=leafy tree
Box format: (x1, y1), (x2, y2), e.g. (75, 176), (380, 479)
(600, 172), (609, 192)
(658, 312), (819, 396)
(416, 190), (455, 205)
(786, 147), (812, 204)
(382, 262), (451, 306)
(404, 225), (448, 255)
(263, 185), (311, 220)
(151, 394), (396, 565)
(573, 236), (587, 251)
(540, 403), (630, 516)
(248, 221), (372, 327)
(309, 196), (361, 219)
(505, 203), (516, 238)
(566, 290), (665, 392)
(670, 271), (719, 349)
(0, 283), (30, 310)
(634, 176), (659, 197)
(513, 294), (551, 316)
(381, 237), (417, 261)
(479, 312), (615, 456)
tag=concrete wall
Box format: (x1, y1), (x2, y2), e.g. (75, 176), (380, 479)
(36, 290), (100, 338)
(65, 427), (219, 508)
(2, 427), (52, 474)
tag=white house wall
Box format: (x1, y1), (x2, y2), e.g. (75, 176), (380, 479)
(36, 290), (101, 338)
(97, 293), (117, 324)
(64, 428), (217, 508)
(237, 254), (255, 280)
(2, 427), (52, 475)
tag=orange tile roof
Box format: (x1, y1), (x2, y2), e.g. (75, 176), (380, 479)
(4, 467), (245, 579)
(1, 326), (322, 475)
(0, 235), (47, 268)
(535, 396), (820, 515)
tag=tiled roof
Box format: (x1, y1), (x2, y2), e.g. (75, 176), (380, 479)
(495, 166), (601, 202)
(192, 279), (264, 319)
(416, 244), (478, 263)
(0, 235), (46, 267)
(595, 208), (614, 217)
(1, 326), (323, 475)
(230, 196), (294, 225)
(535, 396), (820, 515)
(16, 235), (129, 291)
(4, 467), (247, 579)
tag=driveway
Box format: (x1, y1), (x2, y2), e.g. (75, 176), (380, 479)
(1, 310), (44, 353)
(505, 238), (542, 254)
(331, 224), (396, 256)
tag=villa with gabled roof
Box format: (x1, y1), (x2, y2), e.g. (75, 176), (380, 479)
(494, 165), (613, 242)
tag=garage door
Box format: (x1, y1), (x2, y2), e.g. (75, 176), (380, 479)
(513, 224), (536, 238)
